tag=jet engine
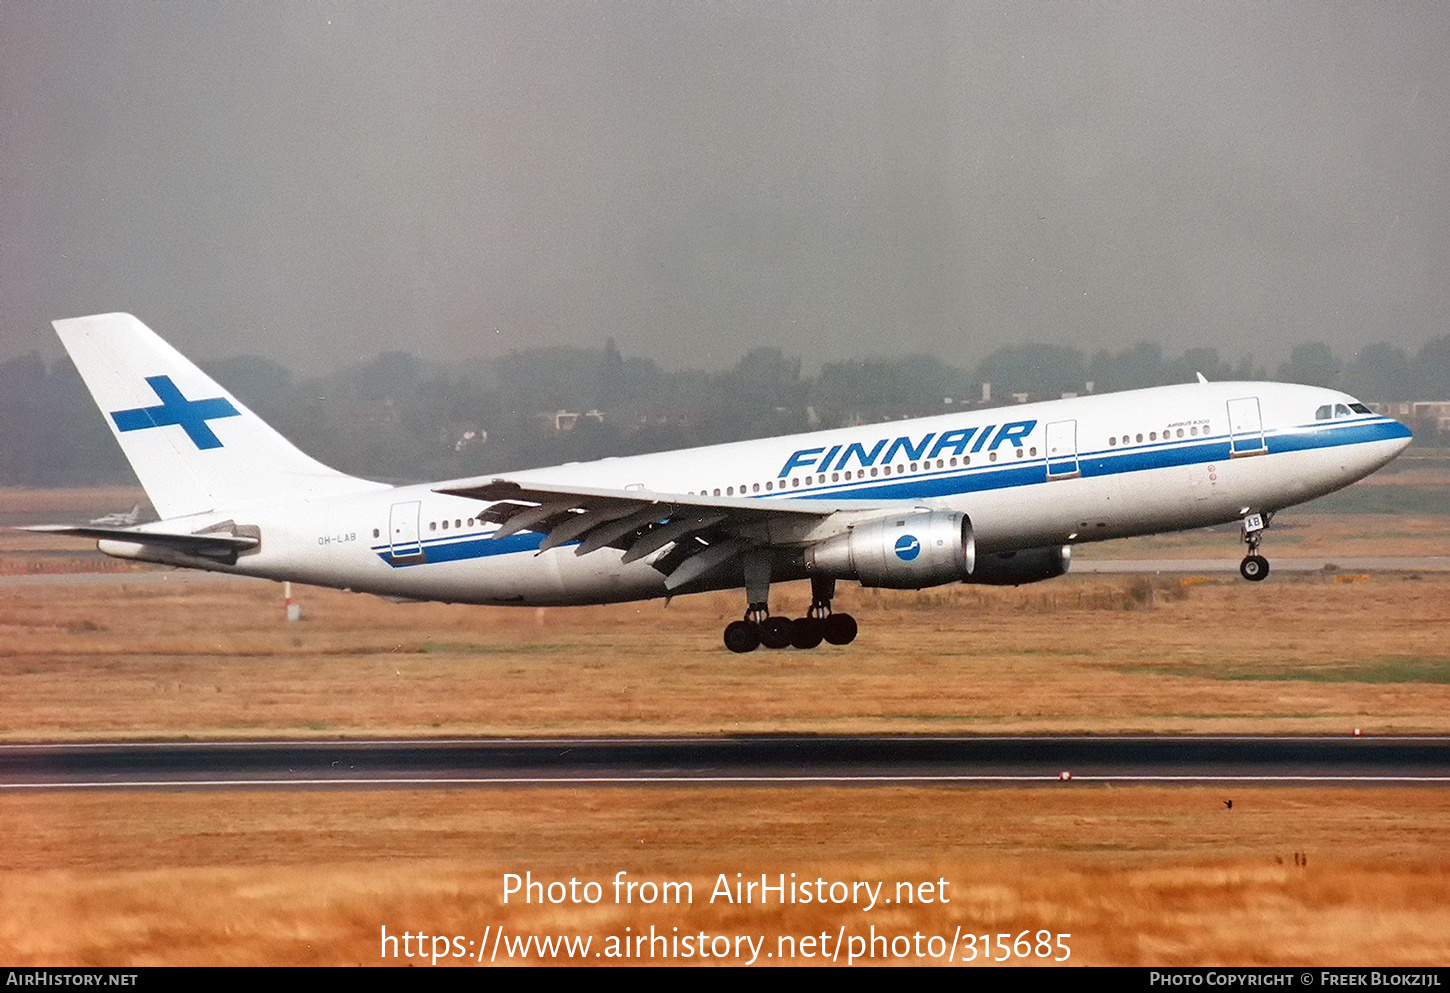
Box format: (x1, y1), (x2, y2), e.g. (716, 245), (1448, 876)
(803, 511), (975, 589)
(966, 545), (1072, 586)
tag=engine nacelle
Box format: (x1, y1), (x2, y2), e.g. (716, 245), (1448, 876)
(967, 545), (1071, 586)
(803, 511), (975, 589)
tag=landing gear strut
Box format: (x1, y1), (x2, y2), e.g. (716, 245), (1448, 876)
(722, 572), (857, 653)
(1239, 511), (1272, 582)
(810, 577), (857, 646)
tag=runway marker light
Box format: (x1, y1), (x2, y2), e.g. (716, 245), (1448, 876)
(1059, 771), (1071, 781)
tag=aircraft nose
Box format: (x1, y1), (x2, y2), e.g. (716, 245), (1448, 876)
(1380, 416), (1414, 463)
(1391, 418), (1414, 453)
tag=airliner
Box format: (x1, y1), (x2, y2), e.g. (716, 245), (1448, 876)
(28, 313), (1412, 652)
(88, 503), (142, 527)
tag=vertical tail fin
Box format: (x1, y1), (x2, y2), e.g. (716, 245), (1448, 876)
(54, 313), (385, 519)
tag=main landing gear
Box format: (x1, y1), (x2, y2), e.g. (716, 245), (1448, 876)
(1239, 511), (1272, 582)
(723, 575), (857, 653)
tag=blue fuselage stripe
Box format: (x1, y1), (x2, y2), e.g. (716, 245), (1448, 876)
(375, 529), (546, 567)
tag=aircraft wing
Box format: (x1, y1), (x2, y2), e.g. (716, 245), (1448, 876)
(435, 477), (857, 590)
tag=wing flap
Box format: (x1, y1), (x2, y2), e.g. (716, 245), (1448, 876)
(538, 501), (651, 553)
(575, 504), (676, 556)
(663, 536), (752, 591)
(436, 477), (842, 581)
(619, 513), (726, 564)
(487, 499), (577, 541)
(437, 478), (836, 518)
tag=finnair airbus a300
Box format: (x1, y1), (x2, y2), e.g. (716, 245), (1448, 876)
(31, 313), (1412, 652)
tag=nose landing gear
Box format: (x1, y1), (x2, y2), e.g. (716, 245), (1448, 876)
(1239, 511), (1272, 582)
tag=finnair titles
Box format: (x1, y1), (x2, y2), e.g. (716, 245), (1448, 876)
(778, 420), (1036, 478)
(29, 313), (1412, 653)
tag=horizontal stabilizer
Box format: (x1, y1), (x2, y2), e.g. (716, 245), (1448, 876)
(21, 524), (259, 557)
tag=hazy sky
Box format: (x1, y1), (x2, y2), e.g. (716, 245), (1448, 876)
(2, 2), (1447, 374)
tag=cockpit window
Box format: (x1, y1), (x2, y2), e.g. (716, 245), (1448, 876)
(1318, 402), (1373, 420)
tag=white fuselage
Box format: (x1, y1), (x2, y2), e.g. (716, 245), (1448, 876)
(103, 380), (1412, 606)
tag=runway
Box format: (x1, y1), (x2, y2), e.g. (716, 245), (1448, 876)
(3, 735), (1448, 790)
(1076, 557), (1450, 574)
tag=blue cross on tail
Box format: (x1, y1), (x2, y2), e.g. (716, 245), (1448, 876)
(110, 375), (240, 450)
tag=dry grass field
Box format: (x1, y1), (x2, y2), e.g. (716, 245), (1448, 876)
(2, 548), (1447, 739)
(4, 788), (1450, 966)
(1, 488), (1448, 965)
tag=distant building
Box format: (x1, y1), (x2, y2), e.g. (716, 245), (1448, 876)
(445, 426), (488, 453)
(1370, 401), (1450, 435)
(537, 409), (605, 433)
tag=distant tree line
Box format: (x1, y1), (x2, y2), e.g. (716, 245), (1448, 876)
(1, 334), (1446, 488)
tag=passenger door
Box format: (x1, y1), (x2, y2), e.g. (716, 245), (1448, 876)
(1045, 419), (1080, 478)
(389, 501), (424, 563)
(1227, 397), (1266, 457)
